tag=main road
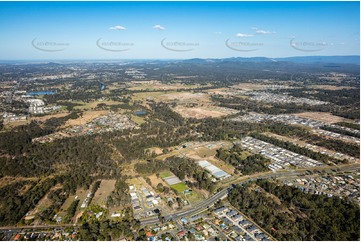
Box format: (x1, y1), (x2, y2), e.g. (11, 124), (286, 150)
(140, 162), (359, 225)
(1, 163), (357, 229)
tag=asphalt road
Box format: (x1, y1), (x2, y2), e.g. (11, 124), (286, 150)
(1, 163), (358, 230)
(139, 162), (359, 226)
(0, 224), (77, 232)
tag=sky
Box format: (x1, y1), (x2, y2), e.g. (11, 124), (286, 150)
(0, 1), (359, 60)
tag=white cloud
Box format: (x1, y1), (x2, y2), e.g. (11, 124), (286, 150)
(236, 33), (253, 38)
(109, 25), (126, 30)
(153, 24), (165, 30)
(214, 31), (222, 35)
(255, 29), (275, 35)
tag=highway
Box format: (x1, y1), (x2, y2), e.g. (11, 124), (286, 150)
(0, 224), (77, 232)
(1, 163), (358, 230)
(139, 162), (359, 225)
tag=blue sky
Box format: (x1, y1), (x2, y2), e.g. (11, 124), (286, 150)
(0, 1), (359, 60)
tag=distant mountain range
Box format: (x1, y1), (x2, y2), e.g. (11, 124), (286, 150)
(0, 56), (359, 65)
(182, 56), (360, 65)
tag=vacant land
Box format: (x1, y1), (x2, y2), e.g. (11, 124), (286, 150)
(131, 91), (175, 102)
(25, 184), (63, 220)
(294, 112), (352, 124)
(161, 92), (210, 103)
(31, 112), (69, 122)
(148, 174), (168, 188)
(130, 114), (146, 125)
(128, 81), (201, 91)
(3, 119), (29, 128)
(61, 187), (91, 215)
(160, 171), (173, 178)
(91, 179), (116, 208)
(147, 147), (164, 155)
(206, 87), (232, 95)
(73, 100), (124, 110)
(0, 176), (38, 189)
(170, 183), (188, 193)
(173, 105), (237, 119)
(309, 85), (356, 90)
(231, 83), (267, 91)
(63, 110), (109, 127)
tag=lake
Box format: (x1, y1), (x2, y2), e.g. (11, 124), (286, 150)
(27, 91), (55, 96)
(134, 110), (147, 116)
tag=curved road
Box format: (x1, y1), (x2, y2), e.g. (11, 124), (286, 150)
(140, 162), (359, 225)
(1, 163), (358, 230)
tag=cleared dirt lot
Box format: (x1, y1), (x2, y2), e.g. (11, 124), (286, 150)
(91, 179), (116, 208)
(62, 110), (109, 127)
(31, 112), (69, 122)
(161, 92), (210, 103)
(294, 112), (353, 124)
(231, 83), (267, 91)
(25, 183), (63, 219)
(128, 80), (202, 91)
(173, 106), (238, 119)
(0, 176), (38, 189)
(309, 85), (356, 90)
(148, 174), (168, 188)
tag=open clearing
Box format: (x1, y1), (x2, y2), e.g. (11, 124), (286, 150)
(132, 91), (175, 102)
(31, 112), (69, 122)
(160, 171), (173, 178)
(231, 83), (267, 91)
(73, 100), (124, 110)
(91, 179), (116, 208)
(25, 184), (63, 219)
(60, 187), (91, 216)
(0, 176), (38, 189)
(170, 182), (188, 193)
(294, 112), (353, 124)
(128, 80), (201, 91)
(147, 147), (164, 155)
(156, 141), (232, 161)
(148, 174), (168, 188)
(62, 110), (109, 127)
(161, 92), (210, 103)
(173, 105), (238, 119)
(3, 120), (29, 128)
(309, 85), (356, 90)
(206, 88), (232, 95)
(130, 114), (146, 125)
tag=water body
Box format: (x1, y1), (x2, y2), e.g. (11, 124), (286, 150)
(27, 91), (55, 96)
(134, 110), (147, 116)
(100, 82), (106, 91)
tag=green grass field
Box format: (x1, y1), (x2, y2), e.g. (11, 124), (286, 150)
(196, 147), (216, 157)
(131, 115), (146, 125)
(170, 182), (188, 193)
(160, 171), (173, 178)
(240, 151), (252, 160)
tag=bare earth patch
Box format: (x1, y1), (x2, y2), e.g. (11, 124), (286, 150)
(63, 110), (109, 127)
(161, 92), (210, 102)
(309, 85), (356, 90)
(148, 147), (164, 155)
(0, 176), (38, 189)
(91, 179), (116, 208)
(231, 83), (267, 91)
(294, 112), (353, 124)
(173, 106), (238, 119)
(148, 174), (169, 189)
(31, 112), (69, 122)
